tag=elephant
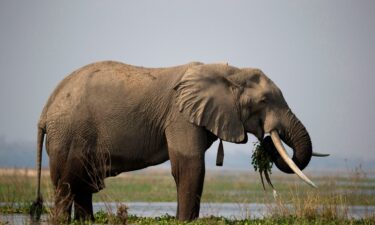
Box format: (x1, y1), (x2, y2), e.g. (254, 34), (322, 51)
(30, 61), (327, 222)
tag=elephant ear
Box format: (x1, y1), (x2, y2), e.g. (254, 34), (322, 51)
(174, 66), (245, 143)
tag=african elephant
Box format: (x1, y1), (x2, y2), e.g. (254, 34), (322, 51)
(31, 61), (326, 221)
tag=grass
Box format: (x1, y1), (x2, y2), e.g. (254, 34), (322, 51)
(0, 166), (375, 224)
(1, 167), (374, 204)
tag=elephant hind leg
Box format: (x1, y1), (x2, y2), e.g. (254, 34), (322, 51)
(74, 192), (94, 221)
(52, 181), (73, 223)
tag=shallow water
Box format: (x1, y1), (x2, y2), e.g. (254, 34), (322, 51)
(1, 202), (374, 224)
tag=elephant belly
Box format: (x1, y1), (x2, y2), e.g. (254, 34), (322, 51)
(107, 135), (170, 175)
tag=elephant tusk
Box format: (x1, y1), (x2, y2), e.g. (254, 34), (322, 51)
(312, 152), (330, 157)
(270, 131), (317, 188)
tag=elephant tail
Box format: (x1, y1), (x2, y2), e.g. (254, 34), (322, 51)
(30, 124), (45, 221)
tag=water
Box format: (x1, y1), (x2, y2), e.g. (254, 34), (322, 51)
(93, 202), (264, 219)
(1, 202), (374, 224)
(93, 202), (375, 219)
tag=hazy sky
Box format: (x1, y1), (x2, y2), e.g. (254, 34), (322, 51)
(0, 1), (374, 165)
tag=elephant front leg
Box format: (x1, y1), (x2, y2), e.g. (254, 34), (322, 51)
(170, 152), (205, 220)
(165, 119), (208, 221)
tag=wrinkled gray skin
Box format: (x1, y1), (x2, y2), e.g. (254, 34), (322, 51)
(33, 61), (312, 221)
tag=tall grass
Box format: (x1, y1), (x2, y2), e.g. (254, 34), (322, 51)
(264, 165), (374, 221)
(1, 167), (374, 205)
(266, 184), (350, 220)
(0, 168), (53, 211)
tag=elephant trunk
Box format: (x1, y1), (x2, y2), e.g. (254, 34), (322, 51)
(264, 110), (312, 174)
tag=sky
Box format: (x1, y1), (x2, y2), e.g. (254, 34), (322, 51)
(0, 1), (374, 170)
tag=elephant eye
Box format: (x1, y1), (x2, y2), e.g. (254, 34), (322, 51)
(259, 97), (267, 104)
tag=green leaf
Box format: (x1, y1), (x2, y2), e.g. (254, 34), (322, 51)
(251, 141), (273, 174)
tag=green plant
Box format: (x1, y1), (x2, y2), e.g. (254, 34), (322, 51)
(251, 142), (273, 174)
(251, 141), (274, 191)
(95, 210), (110, 224)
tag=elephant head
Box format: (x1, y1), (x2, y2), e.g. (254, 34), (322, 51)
(175, 63), (327, 186)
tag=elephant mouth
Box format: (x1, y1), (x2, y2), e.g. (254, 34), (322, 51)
(249, 118), (264, 141)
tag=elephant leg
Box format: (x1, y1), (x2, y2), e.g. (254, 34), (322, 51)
(74, 192), (94, 221)
(53, 181), (73, 223)
(46, 130), (74, 222)
(165, 119), (207, 221)
(170, 152), (205, 220)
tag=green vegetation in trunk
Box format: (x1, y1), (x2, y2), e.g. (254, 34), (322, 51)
(251, 141), (275, 191)
(251, 141), (273, 174)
